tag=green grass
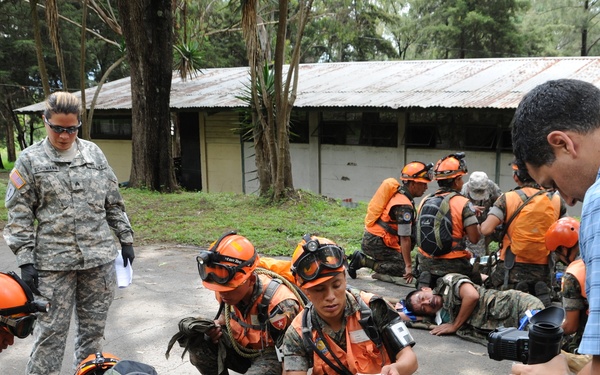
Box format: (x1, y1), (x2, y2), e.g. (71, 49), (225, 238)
(0, 173), (366, 257)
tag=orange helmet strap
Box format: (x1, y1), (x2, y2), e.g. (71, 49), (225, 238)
(0, 272), (48, 316)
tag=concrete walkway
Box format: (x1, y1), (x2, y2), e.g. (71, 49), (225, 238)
(0, 242), (513, 374)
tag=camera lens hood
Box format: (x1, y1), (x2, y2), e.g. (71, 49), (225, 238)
(529, 306), (565, 327)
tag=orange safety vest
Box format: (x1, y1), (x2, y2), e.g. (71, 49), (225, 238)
(366, 192), (413, 251)
(220, 273), (299, 349)
(500, 187), (561, 265)
(565, 259), (587, 300)
(418, 192), (471, 260)
(292, 291), (391, 375)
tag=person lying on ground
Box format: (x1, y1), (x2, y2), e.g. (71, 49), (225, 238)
(403, 273), (544, 345)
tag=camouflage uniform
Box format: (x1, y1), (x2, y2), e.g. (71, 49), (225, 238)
(561, 272), (588, 353)
(361, 187), (416, 276)
(434, 273), (544, 345)
(461, 179), (502, 257)
(282, 288), (408, 372)
(3, 138), (133, 374)
(361, 231), (407, 276)
(486, 260), (552, 292)
(187, 275), (301, 375)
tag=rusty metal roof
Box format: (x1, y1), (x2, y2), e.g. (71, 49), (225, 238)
(15, 57), (600, 113)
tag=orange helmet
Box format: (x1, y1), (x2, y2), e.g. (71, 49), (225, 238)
(545, 217), (580, 251)
(291, 234), (346, 289)
(0, 272), (48, 339)
(434, 152), (467, 180)
(401, 161), (434, 183)
(75, 352), (120, 375)
(197, 231), (259, 292)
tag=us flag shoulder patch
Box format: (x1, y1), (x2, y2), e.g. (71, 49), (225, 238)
(9, 169), (26, 189)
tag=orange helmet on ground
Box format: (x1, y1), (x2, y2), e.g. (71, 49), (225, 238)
(401, 161), (434, 183)
(0, 272), (48, 339)
(545, 217), (580, 251)
(197, 231), (259, 292)
(291, 235), (346, 289)
(434, 152), (467, 180)
(75, 352), (120, 375)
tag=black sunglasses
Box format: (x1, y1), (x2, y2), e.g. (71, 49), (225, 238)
(44, 118), (82, 134)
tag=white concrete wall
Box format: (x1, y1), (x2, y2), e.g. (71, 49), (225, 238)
(203, 113), (243, 193)
(243, 142), (312, 194)
(218, 112), (582, 217)
(95, 140), (132, 184)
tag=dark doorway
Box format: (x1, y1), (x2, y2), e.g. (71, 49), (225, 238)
(178, 112), (202, 190)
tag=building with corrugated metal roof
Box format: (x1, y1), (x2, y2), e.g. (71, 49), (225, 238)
(17, 57), (599, 214)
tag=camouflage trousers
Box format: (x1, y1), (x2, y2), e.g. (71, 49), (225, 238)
(361, 232), (406, 276)
(188, 332), (281, 375)
(27, 261), (116, 375)
(485, 260), (551, 292)
(465, 235), (493, 257)
(455, 289), (544, 346)
(416, 253), (481, 288)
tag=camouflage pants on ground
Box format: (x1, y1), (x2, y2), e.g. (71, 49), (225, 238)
(456, 289), (544, 346)
(361, 232), (405, 276)
(416, 253), (481, 288)
(188, 333), (281, 375)
(485, 260), (551, 292)
(27, 261), (116, 375)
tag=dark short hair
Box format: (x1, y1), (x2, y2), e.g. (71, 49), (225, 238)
(512, 79), (600, 168)
(404, 289), (420, 316)
(437, 178), (455, 189)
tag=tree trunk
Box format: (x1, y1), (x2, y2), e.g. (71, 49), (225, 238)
(45, 0), (68, 90)
(29, 0), (50, 97)
(117, 0), (177, 192)
(80, 0), (90, 140)
(5, 97), (17, 161)
(582, 0), (589, 56)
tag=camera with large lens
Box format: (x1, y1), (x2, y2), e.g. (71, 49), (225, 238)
(487, 306), (564, 365)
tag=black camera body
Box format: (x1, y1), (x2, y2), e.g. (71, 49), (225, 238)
(488, 306), (565, 365)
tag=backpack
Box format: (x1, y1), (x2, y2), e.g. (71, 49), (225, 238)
(506, 189), (558, 255)
(416, 191), (459, 256)
(365, 178), (401, 227)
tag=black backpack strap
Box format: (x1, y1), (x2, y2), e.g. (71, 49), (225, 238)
(257, 278), (283, 326)
(301, 307), (354, 375)
(442, 192), (464, 249)
(350, 290), (383, 349)
(501, 189), (547, 288)
(376, 218), (397, 235)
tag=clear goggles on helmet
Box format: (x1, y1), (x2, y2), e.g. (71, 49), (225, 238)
(436, 152), (467, 176)
(404, 162), (434, 181)
(292, 236), (345, 282)
(0, 314), (36, 339)
(197, 251), (257, 285)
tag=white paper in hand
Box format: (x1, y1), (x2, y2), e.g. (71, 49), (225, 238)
(115, 250), (133, 288)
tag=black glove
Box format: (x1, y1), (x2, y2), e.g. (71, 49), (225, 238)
(20, 264), (40, 295)
(121, 243), (135, 267)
